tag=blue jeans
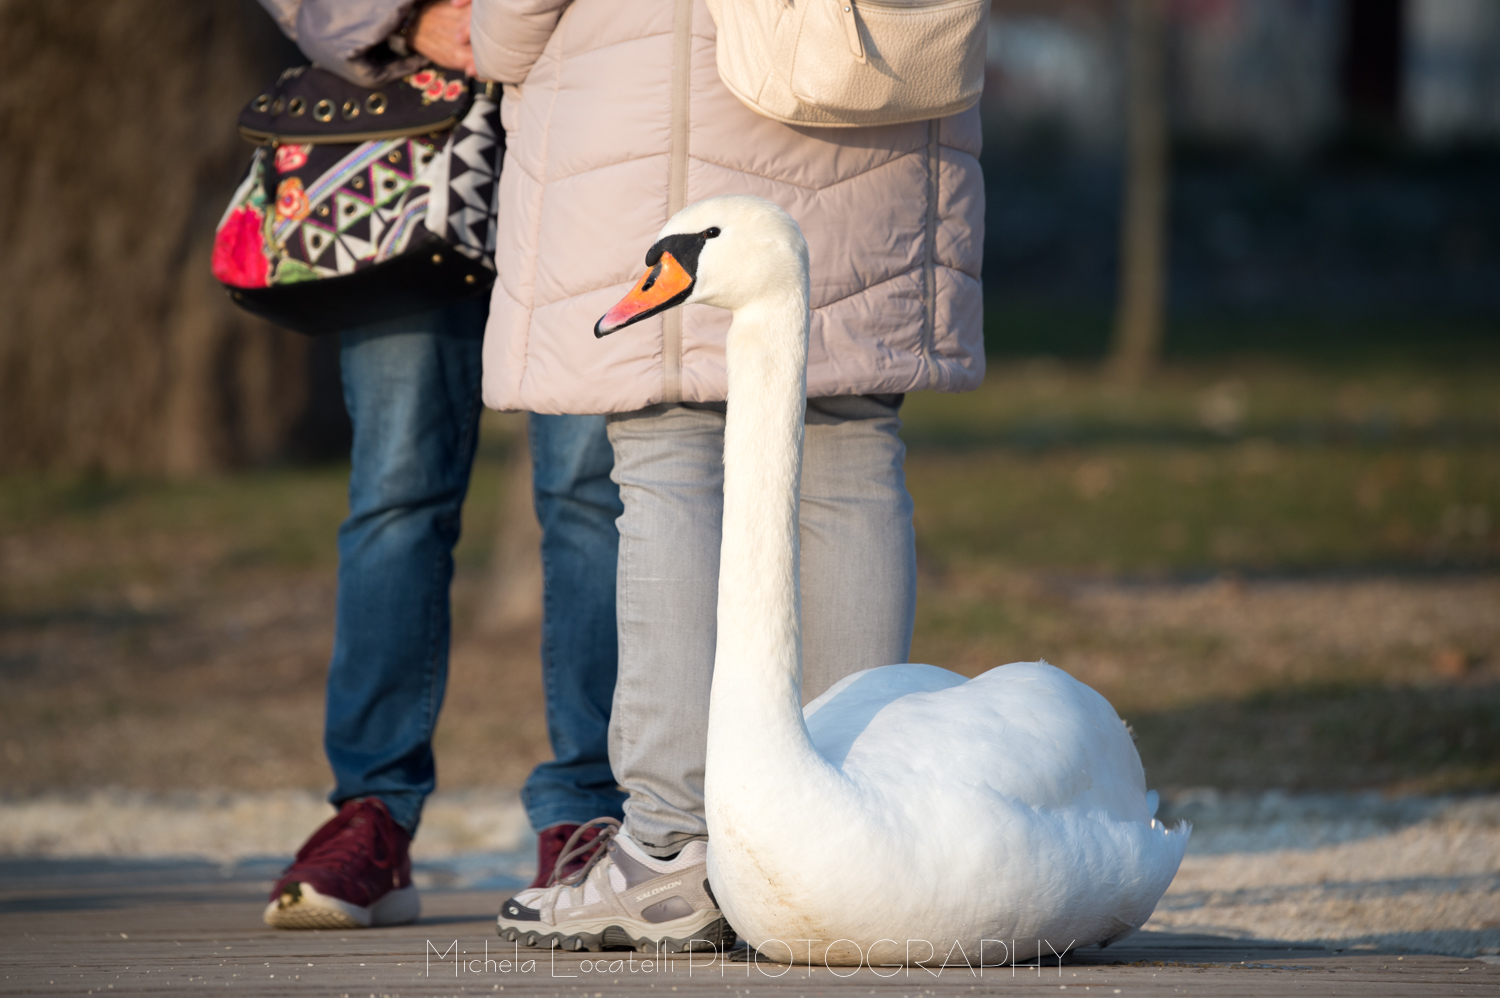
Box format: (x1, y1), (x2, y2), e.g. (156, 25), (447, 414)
(521, 412), (627, 829)
(324, 300), (625, 835)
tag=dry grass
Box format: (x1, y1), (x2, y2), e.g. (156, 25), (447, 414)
(911, 568), (1500, 792)
(0, 415), (544, 795)
(1, 359), (1497, 797)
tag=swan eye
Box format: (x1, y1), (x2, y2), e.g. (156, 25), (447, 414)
(703, 227), (721, 238)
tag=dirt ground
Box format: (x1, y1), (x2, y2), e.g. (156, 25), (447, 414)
(4, 360), (1495, 798)
(913, 568), (1500, 793)
(0, 561), (551, 794)
(1, 545), (1495, 797)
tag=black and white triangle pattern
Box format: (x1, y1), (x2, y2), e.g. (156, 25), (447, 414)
(242, 84), (500, 287)
(424, 93), (501, 270)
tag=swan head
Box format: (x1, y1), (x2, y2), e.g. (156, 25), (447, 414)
(595, 195), (808, 337)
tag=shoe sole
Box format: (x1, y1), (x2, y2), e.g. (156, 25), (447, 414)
(264, 883), (420, 930)
(497, 912), (735, 954)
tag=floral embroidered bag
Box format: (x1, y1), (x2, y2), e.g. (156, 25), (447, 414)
(212, 65), (500, 335)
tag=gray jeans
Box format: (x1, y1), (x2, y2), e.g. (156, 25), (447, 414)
(606, 394), (917, 856)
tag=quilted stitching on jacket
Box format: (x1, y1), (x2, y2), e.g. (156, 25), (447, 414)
(475, 0), (984, 413)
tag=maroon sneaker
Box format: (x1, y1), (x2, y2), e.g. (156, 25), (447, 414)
(528, 821), (610, 889)
(264, 798), (419, 929)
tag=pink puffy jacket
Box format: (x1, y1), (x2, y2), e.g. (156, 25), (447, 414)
(473, 0), (985, 414)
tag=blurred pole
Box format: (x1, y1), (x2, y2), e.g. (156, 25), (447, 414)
(1109, 0), (1169, 385)
(1340, 0), (1404, 128)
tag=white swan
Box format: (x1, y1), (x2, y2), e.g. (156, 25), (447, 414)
(596, 194), (1189, 968)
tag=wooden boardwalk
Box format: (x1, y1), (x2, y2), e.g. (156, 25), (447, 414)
(1, 858), (1495, 997)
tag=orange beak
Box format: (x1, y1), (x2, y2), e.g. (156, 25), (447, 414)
(595, 251), (695, 337)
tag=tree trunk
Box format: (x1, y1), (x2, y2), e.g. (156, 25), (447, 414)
(0, 1), (314, 473)
(1109, 0), (1170, 385)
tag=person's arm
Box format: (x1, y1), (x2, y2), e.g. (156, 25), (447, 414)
(470, 0), (571, 85)
(289, 0), (474, 86)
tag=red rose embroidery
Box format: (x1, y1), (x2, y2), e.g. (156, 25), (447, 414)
(424, 77), (445, 101)
(211, 206), (269, 288)
(411, 70), (436, 89)
(443, 79), (464, 102)
(274, 143), (310, 172)
(276, 177), (311, 221)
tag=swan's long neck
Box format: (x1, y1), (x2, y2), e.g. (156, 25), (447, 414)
(708, 287), (818, 766)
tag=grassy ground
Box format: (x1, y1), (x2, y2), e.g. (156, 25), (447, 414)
(905, 358), (1499, 573)
(0, 414), (537, 795)
(1, 353), (1496, 799)
(905, 354), (1499, 793)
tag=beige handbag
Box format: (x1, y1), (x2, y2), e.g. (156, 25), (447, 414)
(705, 0), (989, 127)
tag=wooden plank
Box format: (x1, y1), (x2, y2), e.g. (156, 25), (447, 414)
(1, 859), (1495, 996)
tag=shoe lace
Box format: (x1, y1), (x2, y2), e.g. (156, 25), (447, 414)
(293, 799), (402, 875)
(551, 816), (620, 888)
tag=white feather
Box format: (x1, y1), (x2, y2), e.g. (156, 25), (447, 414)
(651, 195), (1189, 967)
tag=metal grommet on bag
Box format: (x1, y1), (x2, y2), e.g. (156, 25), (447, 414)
(222, 63), (503, 335)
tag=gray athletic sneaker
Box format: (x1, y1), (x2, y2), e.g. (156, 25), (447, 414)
(496, 819), (733, 953)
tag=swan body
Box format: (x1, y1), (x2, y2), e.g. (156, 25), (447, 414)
(596, 195), (1189, 967)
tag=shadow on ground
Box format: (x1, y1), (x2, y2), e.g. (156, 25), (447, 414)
(1136, 679), (1500, 793)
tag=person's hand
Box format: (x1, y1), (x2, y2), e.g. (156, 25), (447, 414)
(409, 0), (476, 77)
